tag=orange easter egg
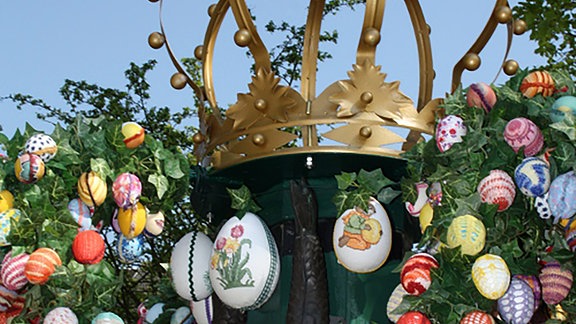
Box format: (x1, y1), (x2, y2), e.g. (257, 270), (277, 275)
(24, 248), (62, 285)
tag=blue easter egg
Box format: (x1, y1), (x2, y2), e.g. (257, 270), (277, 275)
(67, 198), (93, 231)
(548, 171), (576, 221)
(514, 157), (551, 198)
(550, 96), (576, 123)
(117, 234), (145, 263)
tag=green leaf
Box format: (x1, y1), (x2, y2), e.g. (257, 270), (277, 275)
(164, 157), (185, 179)
(335, 172), (356, 190)
(149, 173), (169, 199)
(357, 169), (395, 194)
(91, 158), (112, 179)
(227, 185), (261, 215)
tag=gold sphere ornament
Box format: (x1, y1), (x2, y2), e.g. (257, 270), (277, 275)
(503, 60), (519, 76)
(513, 19), (527, 35)
(359, 126), (372, 138)
(234, 29), (252, 47)
(363, 27), (381, 46)
(254, 98), (267, 111)
(360, 91), (374, 104)
(551, 304), (568, 321)
(170, 72), (188, 90)
(194, 45), (204, 60)
(494, 6), (512, 24)
(192, 133), (204, 144)
(463, 53), (481, 71)
(252, 134), (265, 146)
(148, 32), (165, 49)
(208, 4), (217, 17)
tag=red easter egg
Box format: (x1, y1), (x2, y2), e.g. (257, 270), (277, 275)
(24, 248), (62, 285)
(72, 230), (105, 264)
(1, 252), (30, 291)
(397, 311), (431, 324)
(460, 310), (495, 324)
(466, 82), (497, 112)
(401, 253), (439, 296)
(520, 70), (555, 98)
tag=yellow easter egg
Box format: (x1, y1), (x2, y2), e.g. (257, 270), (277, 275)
(419, 203), (433, 233)
(122, 122), (145, 149)
(117, 202), (147, 239)
(77, 171), (107, 207)
(447, 215), (486, 256)
(472, 254), (510, 300)
(0, 190), (14, 213)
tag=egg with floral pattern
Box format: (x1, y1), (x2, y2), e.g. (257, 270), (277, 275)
(171, 231), (213, 301)
(497, 278), (535, 324)
(112, 173), (142, 209)
(472, 254), (510, 300)
(436, 115), (467, 153)
(209, 212), (280, 310)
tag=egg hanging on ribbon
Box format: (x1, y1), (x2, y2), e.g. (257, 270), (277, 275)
(446, 215), (486, 256)
(477, 170), (516, 212)
(92, 312), (125, 324)
(503, 117), (543, 157)
(550, 95), (576, 123)
(171, 231), (214, 301)
(117, 234), (145, 263)
(144, 211), (165, 237)
(24, 133), (58, 163)
(397, 311), (431, 324)
(514, 156), (551, 198)
(520, 70), (555, 98)
(0, 209), (21, 247)
(14, 153), (45, 184)
(472, 254), (510, 300)
(44, 307), (78, 324)
(547, 171), (576, 222)
(209, 212), (280, 310)
(1, 252), (30, 291)
(436, 115), (467, 153)
(24, 247), (62, 285)
(112, 172), (142, 209)
(67, 198), (93, 231)
(466, 82), (497, 113)
(497, 277), (535, 324)
(77, 171), (107, 207)
(386, 283), (408, 322)
(117, 202), (147, 239)
(539, 260), (573, 305)
(400, 253), (439, 296)
(514, 274), (542, 311)
(333, 198), (392, 273)
(460, 310), (495, 324)
(191, 296), (213, 324)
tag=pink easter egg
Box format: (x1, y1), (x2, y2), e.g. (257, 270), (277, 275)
(1, 252), (30, 291)
(503, 118), (543, 157)
(436, 115), (467, 153)
(477, 170), (516, 212)
(467, 82), (497, 112)
(540, 260), (572, 305)
(112, 173), (142, 209)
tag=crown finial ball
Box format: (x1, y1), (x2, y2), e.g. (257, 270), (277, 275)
(463, 53), (481, 71)
(503, 60), (519, 76)
(148, 32), (165, 49)
(494, 6), (512, 24)
(360, 91), (374, 104)
(254, 98), (267, 111)
(363, 28), (381, 46)
(192, 133), (204, 144)
(170, 73), (188, 90)
(359, 126), (372, 138)
(208, 4), (217, 17)
(194, 46), (204, 60)
(513, 19), (527, 35)
(234, 29), (252, 47)
(252, 134), (266, 146)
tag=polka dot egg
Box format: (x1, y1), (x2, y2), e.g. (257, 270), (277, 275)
(436, 115), (467, 153)
(44, 307), (78, 324)
(497, 278), (535, 324)
(25, 133), (57, 162)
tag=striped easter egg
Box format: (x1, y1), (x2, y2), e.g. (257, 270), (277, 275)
(387, 283), (408, 322)
(446, 215), (486, 256)
(503, 118), (543, 157)
(460, 310), (495, 324)
(540, 260), (572, 305)
(400, 253), (439, 296)
(477, 170), (515, 212)
(1, 252), (29, 291)
(24, 248), (62, 285)
(14, 153), (45, 184)
(564, 218), (576, 252)
(466, 82), (497, 113)
(472, 254), (510, 300)
(520, 70), (555, 98)
(78, 171), (107, 207)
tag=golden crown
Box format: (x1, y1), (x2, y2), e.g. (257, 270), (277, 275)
(147, 0), (524, 169)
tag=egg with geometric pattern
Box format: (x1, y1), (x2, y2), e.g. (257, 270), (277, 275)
(497, 278), (535, 324)
(460, 310), (495, 324)
(514, 156), (551, 198)
(446, 215), (486, 256)
(472, 254), (510, 300)
(14, 153), (45, 184)
(24, 133), (58, 162)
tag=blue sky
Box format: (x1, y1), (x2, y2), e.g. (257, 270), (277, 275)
(0, 1), (546, 138)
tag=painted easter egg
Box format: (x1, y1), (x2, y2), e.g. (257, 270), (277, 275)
(400, 253), (439, 296)
(472, 254), (510, 300)
(419, 203), (433, 234)
(436, 115), (467, 153)
(548, 171), (576, 221)
(191, 296), (213, 324)
(122, 122), (145, 149)
(503, 117), (543, 157)
(466, 82), (497, 112)
(520, 70), (555, 98)
(78, 171), (107, 207)
(171, 231), (213, 301)
(333, 197), (392, 273)
(0, 285), (25, 315)
(564, 218), (576, 252)
(44, 307), (78, 324)
(397, 311), (431, 324)
(117, 234), (145, 263)
(14, 153), (45, 184)
(171, 306), (192, 324)
(514, 274), (542, 310)
(497, 278), (535, 324)
(144, 211), (165, 237)
(1, 252), (29, 291)
(0, 209), (21, 246)
(0, 190), (14, 213)
(477, 170), (516, 212)
(67, 198), (93, 231)
(460, 310), (495, 324)
(514, 156), (550, 198)
(24, 133), (57, 162)
(117, 202), (147, 239)
(24, 247), (61, 285)
(209, 212), (280, 310)
(112, 173), (142, 209)
(386, 283), (408, 322)
(92, 312), (125, 324)
(550, 95), (576, 123)
(72, 230), (105, 264)
(145, 303), (165, 323)
(111, 209), (121, 233)
(540, 260), (573, 305)
(446, 215), (486, 256)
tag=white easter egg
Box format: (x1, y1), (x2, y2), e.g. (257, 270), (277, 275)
(25, 133), (57, 162)
(44, 307), (78, 324)
(472, 254), (511, 300)
(170, 231), (213, 301)
(333, 197), (392, 273)
(191, 296), (213, 324)
(209, 212), (280, 310)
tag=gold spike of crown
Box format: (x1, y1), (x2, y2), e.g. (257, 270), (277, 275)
(148, 0), (524, 170)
